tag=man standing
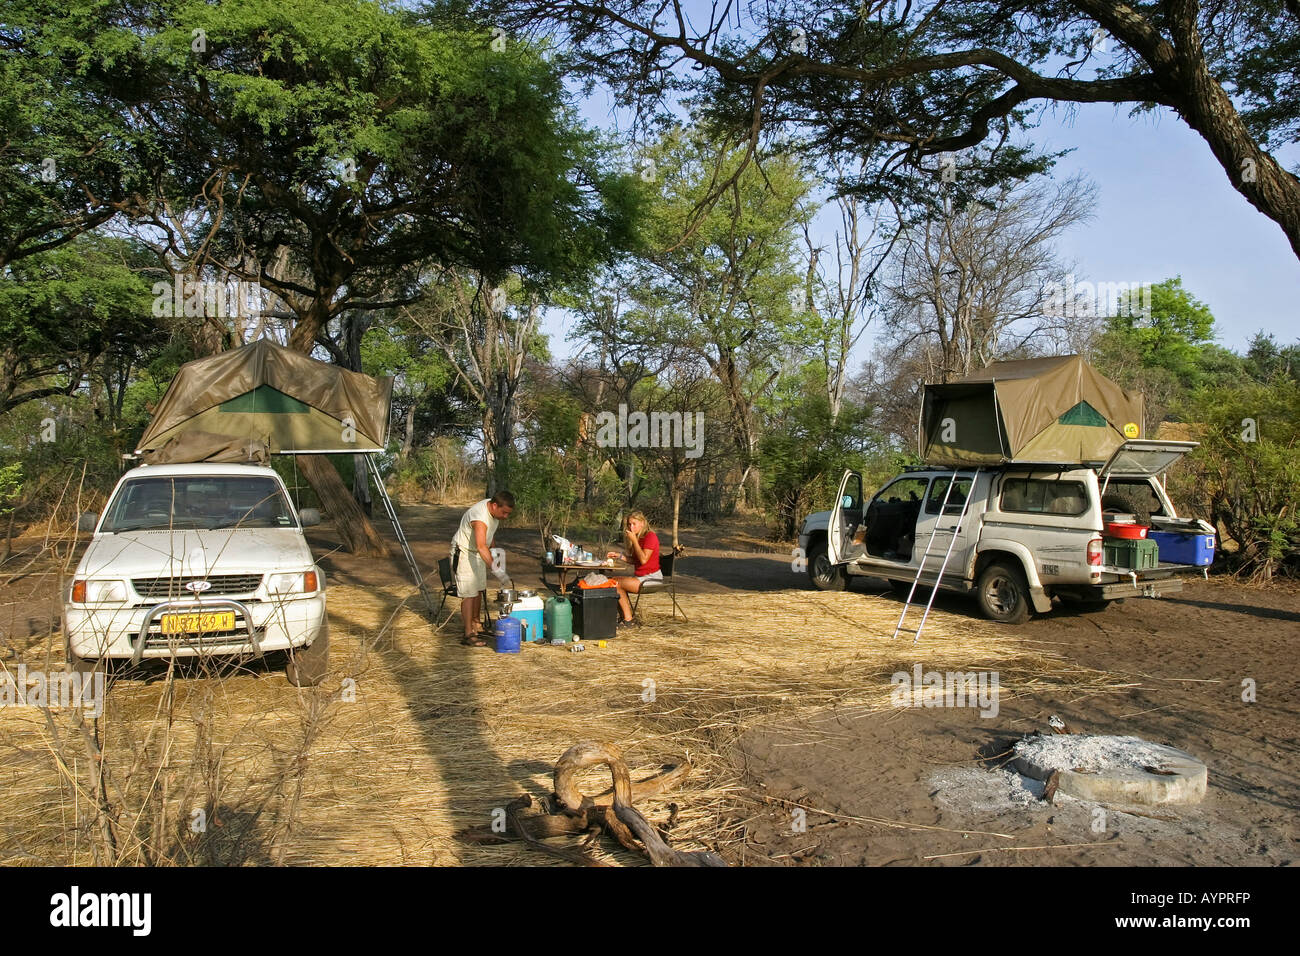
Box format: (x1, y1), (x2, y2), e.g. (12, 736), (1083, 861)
(451, 490), (515, 646)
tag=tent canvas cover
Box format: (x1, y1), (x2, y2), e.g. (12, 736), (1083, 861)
(137, 339), (394, 463)
(919, 355), (1145, 467)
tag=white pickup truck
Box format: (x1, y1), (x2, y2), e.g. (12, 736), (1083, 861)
(797, 440), (1214, 623)
(64, 463), (329, 684)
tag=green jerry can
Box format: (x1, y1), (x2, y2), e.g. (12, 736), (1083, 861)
(544, 595), (573, 643)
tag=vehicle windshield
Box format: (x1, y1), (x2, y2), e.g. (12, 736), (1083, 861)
(99, 476), (298, 532)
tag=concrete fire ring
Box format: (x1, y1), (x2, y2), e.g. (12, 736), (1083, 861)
(1012, 734), (1207, 806)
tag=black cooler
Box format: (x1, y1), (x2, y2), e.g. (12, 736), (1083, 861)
(570, 586), (619, 640)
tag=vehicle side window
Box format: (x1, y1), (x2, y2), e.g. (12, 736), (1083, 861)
(1000, 478), (1089, 516)
(925, 477), (973, 515)
(875, 477), (930, 507)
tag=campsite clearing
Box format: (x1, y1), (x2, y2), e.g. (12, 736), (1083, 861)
(0, 505), (1295, 866)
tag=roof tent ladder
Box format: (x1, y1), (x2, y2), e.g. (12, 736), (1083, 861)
(892, 468), (980, 643)
(365, 454), (436, 617)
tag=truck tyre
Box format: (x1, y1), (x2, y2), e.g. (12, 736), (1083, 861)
(285, 630), (329, 687)
(807, 538), (847, 591)
(976, 561), (1032, 625)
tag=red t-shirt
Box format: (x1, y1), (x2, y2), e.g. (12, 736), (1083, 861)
(633, 530), (661, 576)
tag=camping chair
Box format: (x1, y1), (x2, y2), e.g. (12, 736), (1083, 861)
(436, 557), (458, 626)
(632, 548), (688, 624)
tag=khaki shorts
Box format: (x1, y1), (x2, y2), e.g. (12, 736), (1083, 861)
(454, 550), (488, 596)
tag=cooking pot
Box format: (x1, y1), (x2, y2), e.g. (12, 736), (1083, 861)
(497, 587), (519, 606)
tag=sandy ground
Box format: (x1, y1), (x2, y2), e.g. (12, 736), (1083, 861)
(733, 571), (1300, 866)
(1, 503), (1295, 866)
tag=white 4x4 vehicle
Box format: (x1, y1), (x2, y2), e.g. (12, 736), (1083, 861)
(797, 440), (1213, 624)
(65, 463), (329, 685)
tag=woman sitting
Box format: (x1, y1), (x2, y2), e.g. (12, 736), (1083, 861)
(606, 511), (662, 629)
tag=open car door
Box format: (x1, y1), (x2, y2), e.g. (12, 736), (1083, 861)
(827, 470), (864, 565)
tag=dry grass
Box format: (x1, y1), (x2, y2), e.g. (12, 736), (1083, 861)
(0, 573), (1128, 866)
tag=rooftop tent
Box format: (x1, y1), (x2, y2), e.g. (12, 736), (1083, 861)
(919, 355), (1145, 467)
(136, 339), (394, 463)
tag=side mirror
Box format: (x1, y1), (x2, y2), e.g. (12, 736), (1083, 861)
(841, 495), (854, 509)
(77, 512), (99, 533)
(298, 508), (321, 527)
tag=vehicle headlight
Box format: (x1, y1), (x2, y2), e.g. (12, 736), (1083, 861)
(71, 579), (129, 604)
(267, 571), (319, 595)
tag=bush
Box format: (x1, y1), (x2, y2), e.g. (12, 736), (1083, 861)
(1175, 380), (1300, 581)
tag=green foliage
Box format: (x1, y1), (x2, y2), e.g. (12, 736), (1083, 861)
(0, 462), (22, 517)
(0, 234), (156, 412)
(760, 362), (881, 538)
(0, 0), (158, 266)
(132, 0), (639, 303)
(1176, 380), (1300, 580)
(1106, 277), (1216, 378)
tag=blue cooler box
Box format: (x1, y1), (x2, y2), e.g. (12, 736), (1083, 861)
(1148, 530), (1215, 566)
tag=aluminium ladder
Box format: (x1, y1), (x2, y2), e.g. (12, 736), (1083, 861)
(891, 469), (979, 643)
(365, 454), (438, 616)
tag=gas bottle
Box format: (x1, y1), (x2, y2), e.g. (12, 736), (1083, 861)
(493, 616), (522, 654)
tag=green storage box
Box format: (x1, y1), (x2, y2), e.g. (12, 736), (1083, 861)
(1104, 537), (1159, 570)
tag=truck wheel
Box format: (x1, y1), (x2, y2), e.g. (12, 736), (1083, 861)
(285, 630), (329, 687)
(807, 539), (846, 591)
(976, 562), (1031, 625)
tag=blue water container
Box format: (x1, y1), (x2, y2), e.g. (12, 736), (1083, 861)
(493, 616), (522, 653)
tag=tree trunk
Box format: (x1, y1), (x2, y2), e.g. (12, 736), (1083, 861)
(400, 402), (415, 461)
(672, 487), (681, 549)
(295, 455), (388, 556)
(285, 300), (388, 554)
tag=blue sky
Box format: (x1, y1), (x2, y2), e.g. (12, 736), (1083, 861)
(541, 59), (1300, 365)
(1037, 101), (1300, 352)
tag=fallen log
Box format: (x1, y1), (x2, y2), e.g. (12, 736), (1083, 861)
(458, 742), (726, 866)
(554, 741), (727, 867)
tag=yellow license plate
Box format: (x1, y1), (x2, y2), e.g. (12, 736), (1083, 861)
(159, 611), (236, 635)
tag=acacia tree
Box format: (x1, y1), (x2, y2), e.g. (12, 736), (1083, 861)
(634, 127), (813, 507)
(800, 163), (903, 422)
(0, 0), (156, 268)
(0, 235), (156, 414)
(880, 173), (1095, 383)
(408, 269), (546, 496)
(16, 0), (636, 551)
(487, 0), (1300, 260)
(563, 270), (698, 505)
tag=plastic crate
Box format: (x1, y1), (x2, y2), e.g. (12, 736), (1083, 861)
(1104, 537), (1160, 570)
(1148, 530), (1215, 566)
